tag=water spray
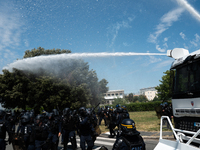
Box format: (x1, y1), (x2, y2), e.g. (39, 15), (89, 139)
(3, 52), (166, 73)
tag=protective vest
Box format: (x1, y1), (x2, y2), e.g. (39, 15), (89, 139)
(48, 119), (59, 134)
(35, 124), (49, 141)
(121, 136), (145, 150)
(62, 116), (75, 131)
(78, 116), (92, 136)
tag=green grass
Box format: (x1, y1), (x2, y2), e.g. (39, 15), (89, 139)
(130, 111), (160, 131)
(99, 111), (169, 133)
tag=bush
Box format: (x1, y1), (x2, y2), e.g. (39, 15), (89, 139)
(100, 101), (171, 112)
(125, 101), (162, 111)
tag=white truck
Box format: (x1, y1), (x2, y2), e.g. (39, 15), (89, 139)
(154, 48), (200, 150)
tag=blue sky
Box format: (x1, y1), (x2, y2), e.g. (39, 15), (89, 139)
(1, 0), (200, 94)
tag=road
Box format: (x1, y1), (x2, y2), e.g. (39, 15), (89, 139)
(5, 135), (159, 150)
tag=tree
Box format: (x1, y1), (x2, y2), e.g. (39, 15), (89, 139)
(23, 47), (71, 58)
(155, 70), (173, 102)
(112, 97), (126, 106)
(138, 95), (148, 102)
(0, 48), (109, 110)
(132, 96), (139, 102)
(127, 93), (134, 102)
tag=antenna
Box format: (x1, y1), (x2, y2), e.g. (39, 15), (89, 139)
(167, 48), (189, 60)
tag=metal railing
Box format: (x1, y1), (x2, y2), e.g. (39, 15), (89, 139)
(160, 116), (200, 146)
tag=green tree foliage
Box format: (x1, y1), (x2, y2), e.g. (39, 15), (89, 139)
(138, 95), (148, 102)
(125, 93), (134, 102)
(112, 97), (126, 106)
(23, 47), (71, 58)
(0, 48), (108, 111)
(155, 70), (173, 102)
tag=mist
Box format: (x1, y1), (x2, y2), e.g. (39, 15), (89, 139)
(3, 52), (166, 77)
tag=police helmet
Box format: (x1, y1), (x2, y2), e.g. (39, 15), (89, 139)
(116, 104), (121, 108)
(163, 102), (168, 107)
(63, 108), (70, 116)
(29, 111), (35, 118)
(116, 107), (123, 113)
(121, 105), (127, 110)
(35, 114), (44, 122)
(21, 114), (30, 124)
(120, 119), (139, 136)
(72, 110), (77, 115)
(79, 107), (87, 117)
(48, 112), (55, 120)
(109, 107), (113, 113)
(52, 109), (59, 116)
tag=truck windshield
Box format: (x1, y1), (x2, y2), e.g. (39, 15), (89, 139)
(173, 60), (200, 98)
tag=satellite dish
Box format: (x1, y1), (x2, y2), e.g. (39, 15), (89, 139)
(167, 48), (189, 59)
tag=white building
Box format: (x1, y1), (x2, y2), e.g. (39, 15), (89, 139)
(104, 90), (124, 104)
(140, 87), (157, 101)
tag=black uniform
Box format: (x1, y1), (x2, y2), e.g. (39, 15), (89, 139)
(17, 114), (35, 150)
(113, 119), (145, 150)
(78, 107), (94, 150)
(0, 110), (11, 150)
(62, 108), (77, 150)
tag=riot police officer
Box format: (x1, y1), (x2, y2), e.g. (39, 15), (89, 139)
(107, 107), (117, 138)
(47, 112), (61, 150)
(34, 114), (51, 150)
(87, 108), (99, 142)
(112, 119), (145, 150)
(78, 107), (94, 150)
(17, 114), (35, 150)
(0, 110), (11, 150)
(62, 108), (77, 150)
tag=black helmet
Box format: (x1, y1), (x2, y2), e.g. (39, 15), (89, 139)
(63, 108), (70, 116)
(52, 109), (59, 116)
(121, 105), (127, 110)
(72, 110), (77, 115)
(21, 114), (30, 124)
(79, 107), (86, 117)
(35, 114), (44, 122)
(116, 107), (123, 113)
(116, 104), (121, 108)
(120, 119), (139, 136)
(29, 111), (35, 118)
(109, 107), (113, 113)
(48, 112), (55, 120)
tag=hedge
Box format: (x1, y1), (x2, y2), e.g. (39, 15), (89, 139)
(100, 101), (168, 112)
(125, 101), (162, 111)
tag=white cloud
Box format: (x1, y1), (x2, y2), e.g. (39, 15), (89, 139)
(148, 8), (184, 44)
(190, 33), (200, 47)
(183, 43), (188, 49)
(180, 32), (186, 40)
(107, 18), (134, 48)
(164, 37), (168, 42)
(163, 43), (168, 48)
(156, 45), (165, 52)
(176, 0), (200, 22)
(0, 2), (24, 52)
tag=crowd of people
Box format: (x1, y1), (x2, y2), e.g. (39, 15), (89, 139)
(0, 104), (145, 150)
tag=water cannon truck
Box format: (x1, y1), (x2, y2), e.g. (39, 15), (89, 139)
(154, 48), (200, 150)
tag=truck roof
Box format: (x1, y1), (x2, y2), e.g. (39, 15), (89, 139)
(171, 49), (200, 69)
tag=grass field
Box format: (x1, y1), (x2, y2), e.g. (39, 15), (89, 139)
(99, 111), (166, 133)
